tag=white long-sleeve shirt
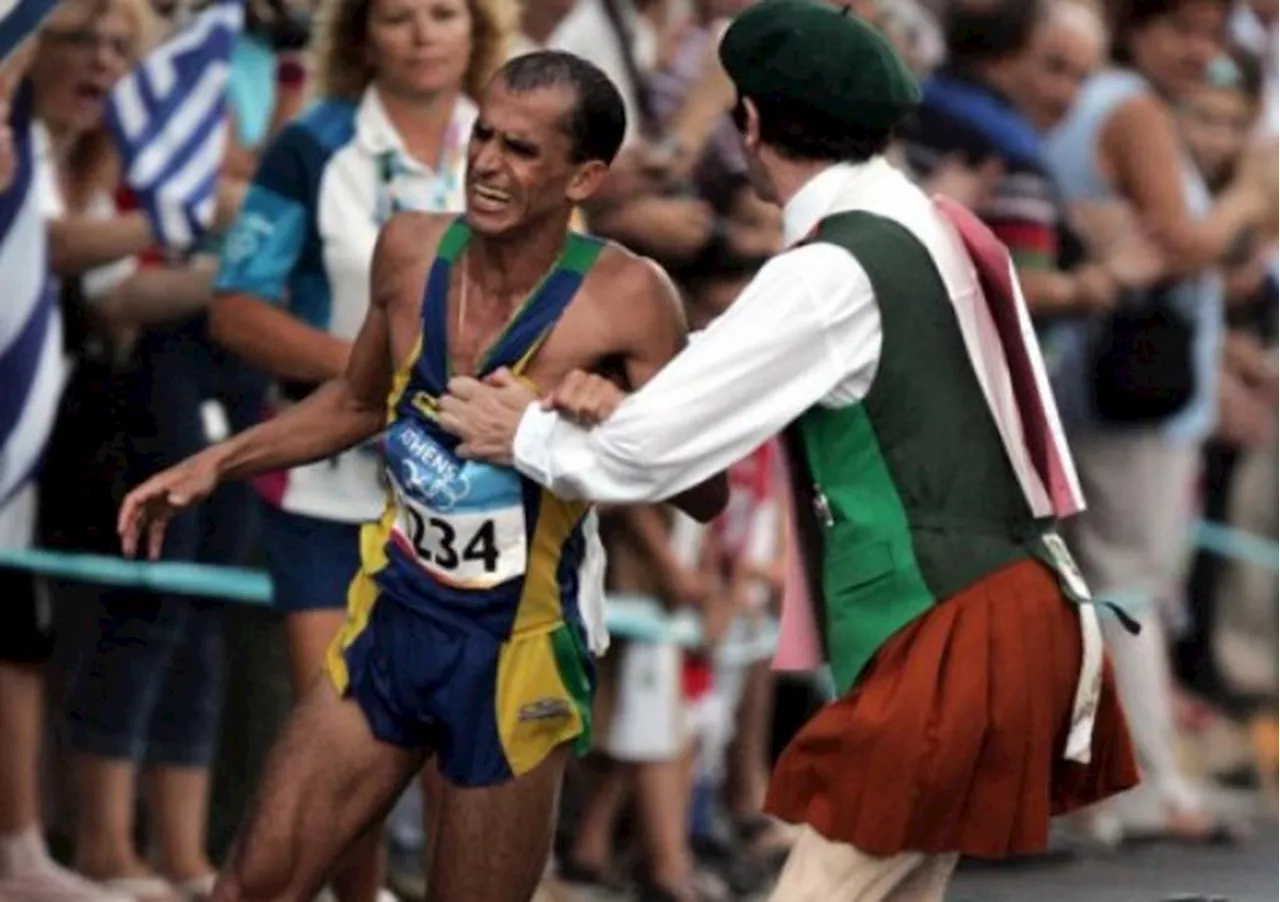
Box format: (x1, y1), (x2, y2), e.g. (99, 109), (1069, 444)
(514, 156), (1110, 767)
(513, 157), (979, 503)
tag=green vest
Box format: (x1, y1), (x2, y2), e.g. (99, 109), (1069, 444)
(785, 210), (1068, 695)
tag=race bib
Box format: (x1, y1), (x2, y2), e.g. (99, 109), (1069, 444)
(384, 419), (528, 588)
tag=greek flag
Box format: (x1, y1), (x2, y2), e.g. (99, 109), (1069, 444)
(0, 82), (65, 510)
(0, 0), (56, 62)
(105, 0), (243, 248)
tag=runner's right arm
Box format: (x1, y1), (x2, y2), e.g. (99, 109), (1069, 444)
(203, 215), (419, 478)
(118, 218), (418, 559)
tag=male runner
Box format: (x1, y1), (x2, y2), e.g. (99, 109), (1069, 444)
(436, 4), (1139, 901)
(118, 50), (726, 902)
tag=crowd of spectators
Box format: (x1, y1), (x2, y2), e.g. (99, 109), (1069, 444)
(1, 1), (1276, 901)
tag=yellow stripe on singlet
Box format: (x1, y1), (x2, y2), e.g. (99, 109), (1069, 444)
(507, 365), (588, 634)
(325, 337), (424, 693)
(389, 335), (424, 422)
(513, 491), (588, 634)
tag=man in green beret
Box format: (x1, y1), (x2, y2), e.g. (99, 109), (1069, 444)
(439, 3), (1139, 898)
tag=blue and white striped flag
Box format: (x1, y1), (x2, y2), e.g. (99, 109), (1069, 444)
(106, 0), (243, 249)
(0, 0), (56, 62)
(0, 81), (66, 510)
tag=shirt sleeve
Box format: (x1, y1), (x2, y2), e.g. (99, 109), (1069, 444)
(213, 122), (316, 303)
(513, 243), (883, 502)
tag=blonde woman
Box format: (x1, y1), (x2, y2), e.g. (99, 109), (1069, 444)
(0, 3), (247, 902)
(0, 26), (128, 902)
(211, 1), (514, 899)
(24, 3), (262, 902)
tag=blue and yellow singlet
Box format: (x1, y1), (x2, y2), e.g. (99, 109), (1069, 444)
(324, 218), (607, 787)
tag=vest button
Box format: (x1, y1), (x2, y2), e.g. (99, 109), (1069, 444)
(813, 492), (834, 527)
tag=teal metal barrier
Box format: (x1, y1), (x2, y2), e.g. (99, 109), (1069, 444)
(1193, 520), (1279, 573)
(0, 550), (779, 651)
(0, 548), (272, 601)
(1, 517), (1273, 648)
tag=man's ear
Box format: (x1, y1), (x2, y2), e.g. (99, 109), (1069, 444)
(566, 160), (610, 204)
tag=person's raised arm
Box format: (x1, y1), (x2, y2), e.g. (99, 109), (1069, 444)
(48, 211), (155, 276)
(1101, 94), (1272, 276)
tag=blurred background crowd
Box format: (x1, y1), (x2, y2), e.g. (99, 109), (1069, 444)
(0, 1), (1277, 901)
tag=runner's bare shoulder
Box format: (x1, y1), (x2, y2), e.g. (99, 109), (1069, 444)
(583, 239), (684, 325)
(371, 212), (457, 307)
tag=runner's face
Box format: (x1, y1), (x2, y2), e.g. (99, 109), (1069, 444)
(464, 78), (605, 236)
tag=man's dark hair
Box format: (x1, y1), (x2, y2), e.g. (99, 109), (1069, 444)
(498, 51), (627, 165)
(944, 0), (1048, 68)
(1107, 0), (1230, 64)
(731, 95), (894, 164)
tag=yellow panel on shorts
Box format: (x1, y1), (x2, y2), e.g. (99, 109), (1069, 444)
(513, 491), (586, 635)
(495, 623), (585, 777)
(324, 504), (397, 693)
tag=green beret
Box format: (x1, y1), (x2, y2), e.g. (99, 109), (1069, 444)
(719, 0), (922, 133)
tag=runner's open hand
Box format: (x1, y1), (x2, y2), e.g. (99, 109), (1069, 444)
(542, 369), (626, 427)
(118, 455), (220, 560)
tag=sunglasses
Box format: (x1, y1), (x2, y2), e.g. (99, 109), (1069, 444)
(43, 27), (135, 61)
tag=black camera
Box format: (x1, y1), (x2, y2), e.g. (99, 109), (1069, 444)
(247, 0), (313, 52)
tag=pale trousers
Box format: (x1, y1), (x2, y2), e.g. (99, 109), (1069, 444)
(767, 827), (959, 902)
(1064, 430), (1202, 820)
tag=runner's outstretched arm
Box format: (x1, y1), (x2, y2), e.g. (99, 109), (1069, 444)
(118, 217), (419, 559)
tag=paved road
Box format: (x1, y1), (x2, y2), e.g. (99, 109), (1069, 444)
(538, 822), (1277, 902)
(950, 821), (1278, 902)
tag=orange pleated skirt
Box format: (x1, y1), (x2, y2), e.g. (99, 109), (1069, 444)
(764, 559), (1139, 860)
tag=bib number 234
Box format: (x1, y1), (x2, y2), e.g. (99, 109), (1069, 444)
(404, 509), (499, 574)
